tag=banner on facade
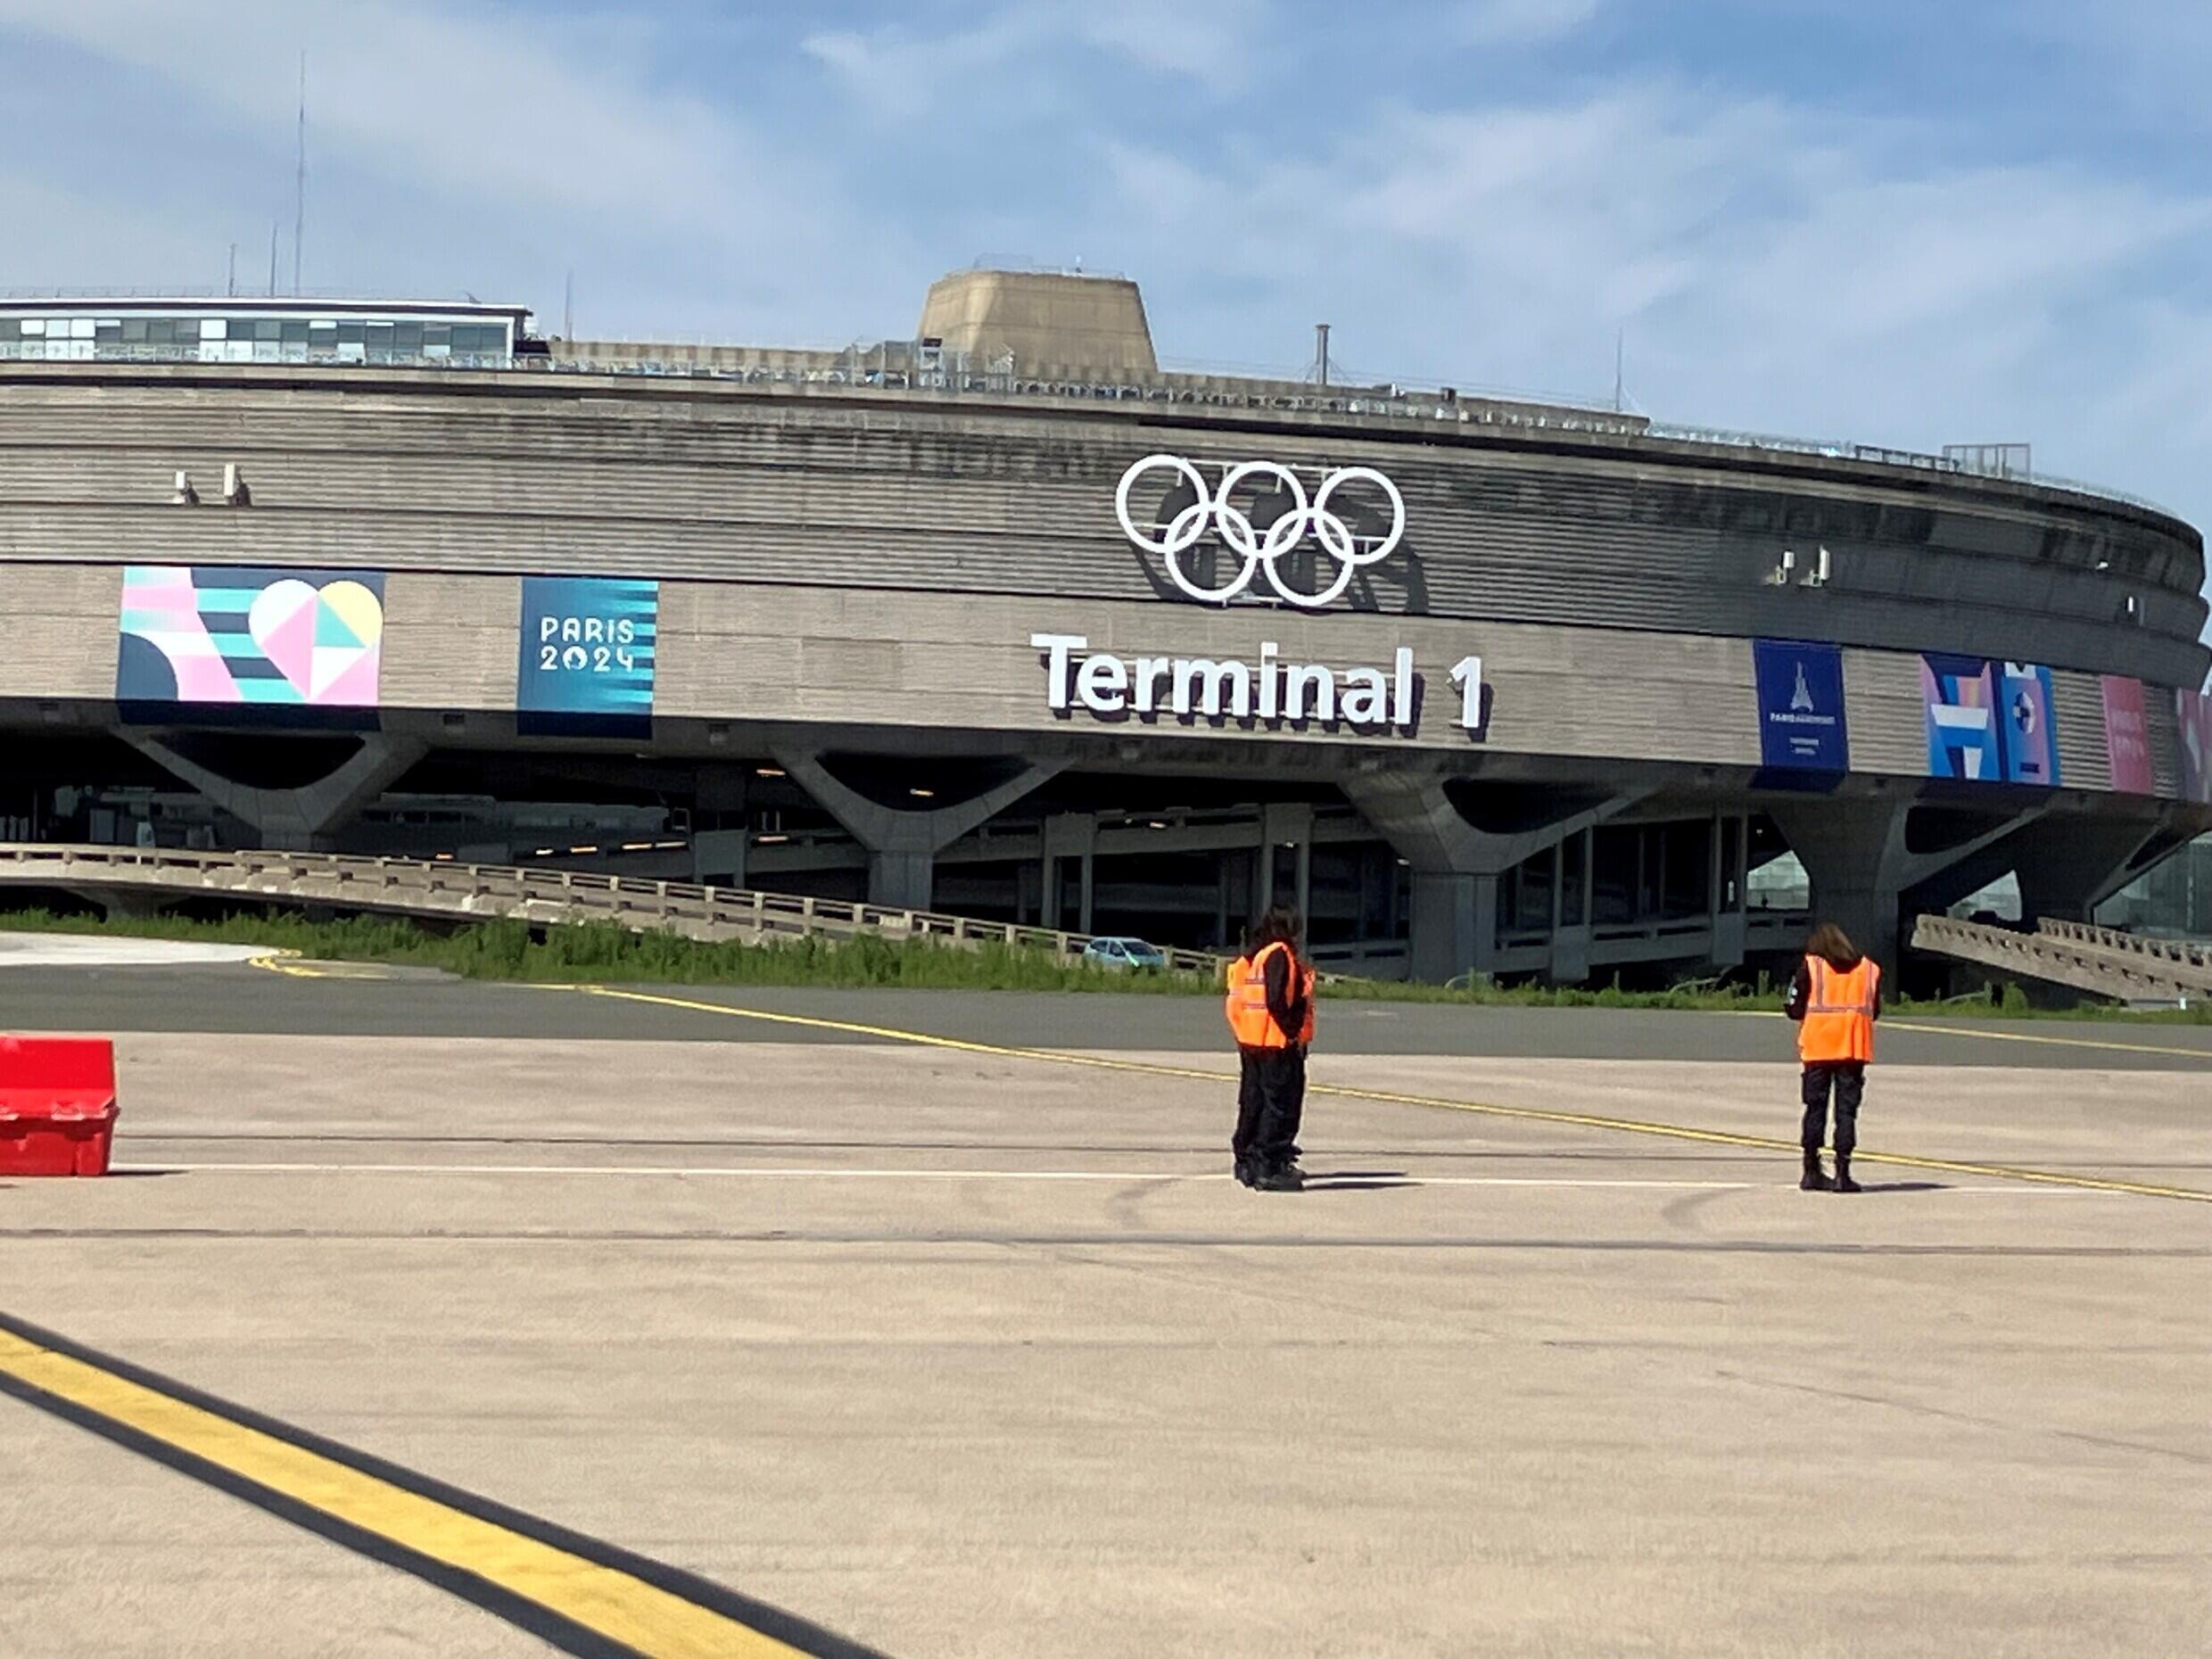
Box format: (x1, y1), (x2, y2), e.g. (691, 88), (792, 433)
(517, 577), (657, 716)
(2100, 676), (2154, 794)
(1996, 661), (2059, 787)
(1921, 654), (2001, 780)
(117, 565), (385, 706)
(1921, 654), (2060, 787)
(2179, 688), (2212, 805)
(1751, 640), (1849, 772)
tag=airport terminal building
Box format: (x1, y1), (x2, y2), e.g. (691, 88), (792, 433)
(2, 275), (2208, 984)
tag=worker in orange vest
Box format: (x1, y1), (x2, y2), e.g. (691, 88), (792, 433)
(1785, 921), (1881, 1193)
(1225, 906), (1316, 1192)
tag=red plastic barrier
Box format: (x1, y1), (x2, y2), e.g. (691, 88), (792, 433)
(0, 1036), (119, 1177)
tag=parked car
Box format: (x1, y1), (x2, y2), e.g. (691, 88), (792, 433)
(1082, 936), (1168, 972)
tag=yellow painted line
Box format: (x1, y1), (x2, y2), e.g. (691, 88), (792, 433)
(0, 1323), (817, 1658)
(562, 985), (2212, 1206)
(247, 949), (321, 978)
(1879, 1018), (2212, 1061)
(1708, 1006), (2212, 1061)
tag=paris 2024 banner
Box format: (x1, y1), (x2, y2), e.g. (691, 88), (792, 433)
(1921, 655), (2059, 787)
(117, 565), (384, 706)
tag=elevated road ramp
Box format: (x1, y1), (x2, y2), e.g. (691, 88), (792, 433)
(0, 843), (1221, 971)
(1912, 913), (2212, 1006)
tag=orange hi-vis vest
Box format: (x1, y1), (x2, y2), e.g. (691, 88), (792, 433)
(1799, 954), (1878, 1063)
(1225, 941), (1316, 1049)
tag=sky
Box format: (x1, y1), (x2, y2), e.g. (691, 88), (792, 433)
(4, 0), (2209, 647)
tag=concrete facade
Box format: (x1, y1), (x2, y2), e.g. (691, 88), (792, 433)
(0, 352), (2205, 983)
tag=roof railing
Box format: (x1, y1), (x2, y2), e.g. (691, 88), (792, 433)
(0, 341), (2176, 519)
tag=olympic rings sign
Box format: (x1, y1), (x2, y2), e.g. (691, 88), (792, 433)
(1114, 454), (1406, 608)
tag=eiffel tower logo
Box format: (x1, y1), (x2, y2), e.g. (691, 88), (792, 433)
(1791, 662), (1816, 713)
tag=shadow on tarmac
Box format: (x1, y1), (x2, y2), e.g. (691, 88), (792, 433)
(1300, 1169), (1421, 1192)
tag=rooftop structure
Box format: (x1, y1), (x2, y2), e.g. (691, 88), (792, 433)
(915, 268), (1160, 377)
(0, 295), (532, 366)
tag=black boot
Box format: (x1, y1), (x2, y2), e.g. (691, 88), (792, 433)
(1833, 1151), (1861, 1194)
(1800, 1149), (1833, 1192)
(1233, 1153), (1260, 1189)
(1255, 1160), (1305, 1193)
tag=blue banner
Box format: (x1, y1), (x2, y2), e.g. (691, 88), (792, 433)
(518, 577), (656, 715)
(1995, 661), (2060, 787)
(1752, 640), (1849, 772)
(1921, 653), (2059, 787)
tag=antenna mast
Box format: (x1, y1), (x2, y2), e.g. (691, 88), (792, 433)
(293, 51), (307, 295)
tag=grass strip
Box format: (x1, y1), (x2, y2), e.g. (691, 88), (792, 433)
(2, 904), (2205, 1023)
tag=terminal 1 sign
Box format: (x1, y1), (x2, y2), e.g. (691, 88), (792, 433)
(1031, 633), (1483, 738)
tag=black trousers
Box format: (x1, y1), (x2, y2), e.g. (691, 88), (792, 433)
(1233, 1045), (1306, 1164)
(1800, 1061), (1866, 1155)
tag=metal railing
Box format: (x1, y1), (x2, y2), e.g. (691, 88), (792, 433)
(0, 844), (1225, 974)
(0, 341), (2173, 519)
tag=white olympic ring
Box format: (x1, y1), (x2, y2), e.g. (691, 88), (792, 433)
(1114, 453), (1406, 608)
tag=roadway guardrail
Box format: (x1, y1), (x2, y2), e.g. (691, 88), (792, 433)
(1911, 912), (2211, 1004)
(0, 844), (1226, 975)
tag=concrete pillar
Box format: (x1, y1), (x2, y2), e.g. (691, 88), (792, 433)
(867, 849), (936, 912)
(1408, 871), (1486, 984)
(1773, 800), (2044, 974)
(1710, 812), (1746, 967)
(1345, 775), (1648, 985)
(777, 750), (1063, 913)
(123, 732), (427, 848)
(65, 887), (177, 923)
(691, 828), (747, 887)
(2010, 819), (2167, 922)
(1041, 812), (1097, 935)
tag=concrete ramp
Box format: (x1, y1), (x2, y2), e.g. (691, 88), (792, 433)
(1913, 914), (2212, 1004)
(0, 842), (1222, 971)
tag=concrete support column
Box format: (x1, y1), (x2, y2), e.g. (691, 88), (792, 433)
(690, 828), (747, 888)
(122, 732), (427, 849)
(1710, 813), (1746, 967)
(777, 750), (1064, 913)
(64, 887), (177, 923)
(1345, 775), (1648, 985)
(2010, 819), (2167, 922)
(1773, 800), (2044, 974)
(1549, 826), (1596, 984)
(866, 849), (936, 913)
(1040, 812), (1097, 935)
(1407, 871), (1498, 984)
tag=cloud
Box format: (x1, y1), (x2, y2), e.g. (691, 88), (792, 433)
(1458, 0), (1604, 45)
(0, 0), (912, 335)
(1091, 78), (2212, 487)
(802, 0), (1276, 116)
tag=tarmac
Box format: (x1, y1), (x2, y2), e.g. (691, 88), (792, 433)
(2, 957), (2208, 1656)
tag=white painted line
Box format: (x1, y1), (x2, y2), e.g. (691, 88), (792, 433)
(106, 1161), (2129, 1193)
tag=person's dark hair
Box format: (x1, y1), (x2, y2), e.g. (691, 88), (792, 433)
(1253, 906), (1301, 950)
(1805, 921), (1861, 970)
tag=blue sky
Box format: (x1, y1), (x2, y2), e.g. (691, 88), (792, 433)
(4, 0), (2209, 642)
